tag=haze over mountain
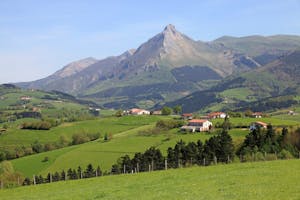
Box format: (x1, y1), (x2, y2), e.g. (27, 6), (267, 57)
(16, 24), (300, 109)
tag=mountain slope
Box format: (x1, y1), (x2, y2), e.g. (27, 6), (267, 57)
(212, 35), (300, 65)
(15, 25), (300, 109)
(17, 57), (98, 91)
(166, 50), (300, 112)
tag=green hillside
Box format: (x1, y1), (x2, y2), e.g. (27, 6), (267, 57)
(167, 50), (300, 113)
(8, 115), (299, 178)
(1, 160), (300, 200)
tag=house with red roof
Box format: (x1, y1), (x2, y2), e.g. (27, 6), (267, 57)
(181, 113), (193, 120)
(129, 108), (150, 115)
(181, 119), (212, 132)
(207, 112), (226, 119)
(250, 121), (268, 131)
(251, 112), (263, 118)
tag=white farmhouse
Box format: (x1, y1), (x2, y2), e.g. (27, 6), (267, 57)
(181, 119), (212, 132)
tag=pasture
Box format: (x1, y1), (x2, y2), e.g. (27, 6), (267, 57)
(1, 160), (300, 200)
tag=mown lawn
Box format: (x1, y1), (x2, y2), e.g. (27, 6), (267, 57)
(1, 160), (300, 200)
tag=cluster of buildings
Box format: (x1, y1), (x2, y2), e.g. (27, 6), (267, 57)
(179, 112), (226, 133)
(124, 108), (151, 115)
(123, 108), (272, 133)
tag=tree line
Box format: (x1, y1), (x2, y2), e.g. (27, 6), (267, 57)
(238, 125), (300, 161)
(22, 164), (102, 186)
(111, 128), (234, 174)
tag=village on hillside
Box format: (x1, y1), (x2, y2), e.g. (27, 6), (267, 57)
(121, 108), (274, 133)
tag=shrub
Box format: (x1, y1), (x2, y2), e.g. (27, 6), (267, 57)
(72, 133), (90, 145)
(44, 143), (56, 151)
(156, 119), (184, 130)
(72, 132), (100, 145)
(161, 107), (172, 115)
(21, 121), (52, 130)
(42, 156), (49, 162)
(265, 153), (277, 161)
(31, 141), (44, 153)
(278, 149), (294, 159)
(255, 152), (265, 161)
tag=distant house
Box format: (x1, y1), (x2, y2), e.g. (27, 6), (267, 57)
(20, 96), (31, 101)
(130, 108), (150, 115)
(31, 107), (41, 112)
(251, 112), (263, 118)
(250, 121), (268, 131)
(207, 112), (227, 119)
(89, 107), (101, 111)
(181, 119), (212, 132)
(288, 110), (295, 115)
(152, 110), (162, 115)
(181, 113), (193, 120)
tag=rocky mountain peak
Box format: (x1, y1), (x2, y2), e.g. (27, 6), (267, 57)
(163, 24), (177, 33)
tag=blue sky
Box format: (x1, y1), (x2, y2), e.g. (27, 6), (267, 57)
(1, 0), (300, 83)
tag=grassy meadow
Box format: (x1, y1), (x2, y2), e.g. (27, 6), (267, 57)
(5, 114), (299, 178)
(1, 160), (300, 200)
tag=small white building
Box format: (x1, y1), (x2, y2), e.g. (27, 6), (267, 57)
(181, 119), (212, 132)
(249, 121), (267, 131)
(20, 96), (31, 101)
(251, 112), (263, 118)
(130, 108), (150, 115)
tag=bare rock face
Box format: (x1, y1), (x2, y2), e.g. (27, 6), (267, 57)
(53, 57), (98, 78)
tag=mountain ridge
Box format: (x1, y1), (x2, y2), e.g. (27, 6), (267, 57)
(15, 24), (300, 109)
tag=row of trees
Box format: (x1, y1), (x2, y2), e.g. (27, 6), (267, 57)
(238, 125), (299, 159)
(112, 128), (234, 174)
(21, 121), (52, 130)
(23, 164), (102, 186)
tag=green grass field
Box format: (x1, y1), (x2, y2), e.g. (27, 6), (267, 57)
(1, 160), (300, 200)
(211, 117), (299, 127)
(8, 115), (299, 178)
(0, 115), (163, 151)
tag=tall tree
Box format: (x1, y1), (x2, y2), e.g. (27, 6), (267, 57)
(173, 105), (182, 115)
(162, 107), (172, 115)
(85, 164), (95, 178)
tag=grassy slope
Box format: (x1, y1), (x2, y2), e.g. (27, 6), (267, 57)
(11, 127), (249, 177)
(10, 116), (300, 177)
(1, 160), (300, 200)
(211, 117), (299, 127)
(0, 116), (162, 151)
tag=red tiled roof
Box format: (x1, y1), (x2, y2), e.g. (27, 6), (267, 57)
(189, 119), (208, 123)
(255, 121), (267, 126)
(130, 108), (143, 113)
(208, 112), (225, 117)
